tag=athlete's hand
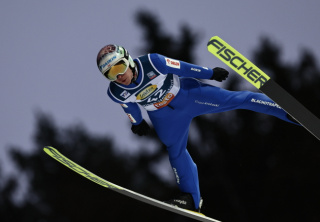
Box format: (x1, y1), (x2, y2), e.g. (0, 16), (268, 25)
(131, 119), (151, 136)
(211, 67), (229, 82)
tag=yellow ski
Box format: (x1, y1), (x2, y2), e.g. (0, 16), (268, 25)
(43, 146), (221, 222)
(207, 36), (320, 141)
(207, 36), (270, 89)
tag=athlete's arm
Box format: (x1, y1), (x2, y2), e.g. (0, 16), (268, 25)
(117, 103), (150, 135)
(119, 102), (144, 125)
(150, 53), (214, 79)
(107, 89), (143, 125)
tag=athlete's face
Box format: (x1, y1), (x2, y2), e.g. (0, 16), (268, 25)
(115, 68), (133, 85)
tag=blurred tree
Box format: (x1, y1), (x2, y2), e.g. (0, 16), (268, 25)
(136, 10), (199, 63)
(0, 111), (178, 222)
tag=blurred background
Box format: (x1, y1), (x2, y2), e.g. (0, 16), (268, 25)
(1, 1), (320, 221)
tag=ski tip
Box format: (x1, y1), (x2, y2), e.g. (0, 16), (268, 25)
(43, 146), (57, 154)
(207, 36), (219, 46)
(43, 145), (53, 150)
(208, 35), (219, 39)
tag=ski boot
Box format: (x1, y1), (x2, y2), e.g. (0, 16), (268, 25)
(164, 192), (203, 213)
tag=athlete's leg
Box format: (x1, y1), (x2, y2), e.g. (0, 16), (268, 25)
(148, 106), (201, 209)
(194, 82), (298, 124)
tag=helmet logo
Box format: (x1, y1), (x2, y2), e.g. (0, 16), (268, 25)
(99, 55), (117, 71)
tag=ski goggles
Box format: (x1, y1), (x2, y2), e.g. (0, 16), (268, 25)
(104, 59), (129, 81)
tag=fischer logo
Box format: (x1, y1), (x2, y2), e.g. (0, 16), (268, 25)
(165, 58), (180, 69)
(47, 148), (119, 189)
(208, 38), (269, 88)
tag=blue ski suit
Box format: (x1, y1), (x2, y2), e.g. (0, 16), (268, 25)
(107, 53), (296, 209)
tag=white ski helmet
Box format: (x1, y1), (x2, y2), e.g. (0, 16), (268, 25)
(96, 44), (136, 81)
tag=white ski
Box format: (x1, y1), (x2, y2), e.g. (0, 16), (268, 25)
(43, 146), (221, 222)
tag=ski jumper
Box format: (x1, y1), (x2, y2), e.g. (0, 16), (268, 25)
(107, 53), (296, 209)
